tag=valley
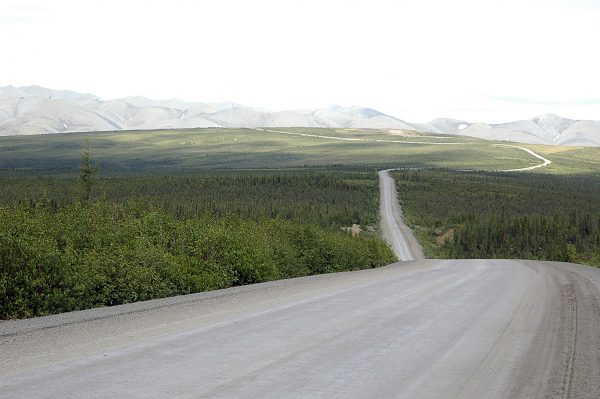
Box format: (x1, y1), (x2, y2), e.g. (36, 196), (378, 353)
(1, 124), (599, 397)
(3, 0), (599, 396)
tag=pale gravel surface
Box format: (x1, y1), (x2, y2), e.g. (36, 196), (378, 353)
(1, 260), (599, 398)
(378, 169), (425, 260)
(494, 144), (553, 171)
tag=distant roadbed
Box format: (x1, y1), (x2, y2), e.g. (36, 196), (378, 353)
(378, 169), (424, 260)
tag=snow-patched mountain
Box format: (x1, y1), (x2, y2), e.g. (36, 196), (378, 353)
(412, 118), (471, 135)
(313, 105), (416, 129)
(0, 86), (598, 146)
(0, 86), (412, 135)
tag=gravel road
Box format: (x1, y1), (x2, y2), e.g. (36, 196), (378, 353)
(379, 169), (425, 260)
(1, 259), (599, 398)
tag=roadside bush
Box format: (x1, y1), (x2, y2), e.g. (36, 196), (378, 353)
(0, 200), (395, 319)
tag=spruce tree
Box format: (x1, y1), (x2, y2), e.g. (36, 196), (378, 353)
(79, 140), (96, 203)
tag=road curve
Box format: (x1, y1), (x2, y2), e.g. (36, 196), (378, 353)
(1, 259), (599, 398)
(379, 169), (425, 260)
(495, 144), (553, 172)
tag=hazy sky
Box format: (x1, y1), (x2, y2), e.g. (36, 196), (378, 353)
(1, 0), (599, 122)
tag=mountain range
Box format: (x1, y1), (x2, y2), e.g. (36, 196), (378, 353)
(1, 85), (598, 146)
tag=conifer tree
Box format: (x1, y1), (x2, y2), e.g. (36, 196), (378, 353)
(79, 140), (96, 203)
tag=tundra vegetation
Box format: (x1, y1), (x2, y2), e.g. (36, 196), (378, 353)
(0, 128), (547, 172)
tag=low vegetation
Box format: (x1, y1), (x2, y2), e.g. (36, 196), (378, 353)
(0, 200), (395, 319)
(0, 169), (395, 319)
(393, 170), (600, 267)
(0, 128), (549, 172)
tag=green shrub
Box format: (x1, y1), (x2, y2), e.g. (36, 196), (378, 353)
(0, 200), (395, 319)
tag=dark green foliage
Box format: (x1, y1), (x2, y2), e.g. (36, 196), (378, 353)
(0, 200), (395, 319)
(78, 141), (96, 203)
(0, 171), (395, 319)
(393, 170), (600, 267)
(0, 171), (380, 227)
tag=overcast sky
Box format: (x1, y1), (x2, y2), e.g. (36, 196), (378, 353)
(1, 0), (599, 123)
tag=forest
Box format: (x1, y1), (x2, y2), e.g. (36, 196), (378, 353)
(392, 170), (600, 266)
(0, 168), (395, 319)
(0, 170), (380, 227)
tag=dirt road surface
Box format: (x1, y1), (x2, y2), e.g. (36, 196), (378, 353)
(1, 259), (599, 398)
(379, 169), (425, 261)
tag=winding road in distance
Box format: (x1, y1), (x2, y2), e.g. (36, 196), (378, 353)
(2, 152), (599, 398)
(256, 128), (553, 172)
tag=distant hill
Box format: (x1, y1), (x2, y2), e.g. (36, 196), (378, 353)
(422, 115), (600, 146)
(1, 85), (598, 146)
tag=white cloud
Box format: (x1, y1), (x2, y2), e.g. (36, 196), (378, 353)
(0, 0), (599, 122)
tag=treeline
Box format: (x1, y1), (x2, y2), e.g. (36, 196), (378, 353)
(0, 171), (379, 227)
(392, 170), (600, 266)
(0, 199), (395, 319)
